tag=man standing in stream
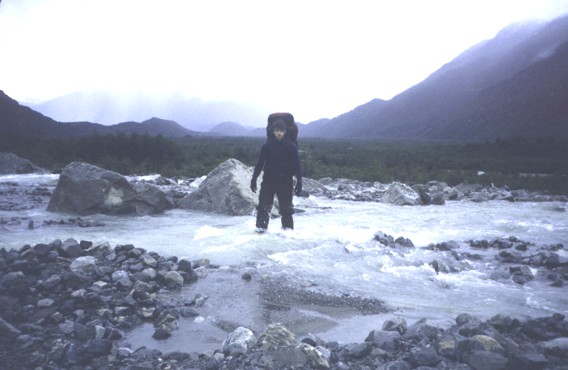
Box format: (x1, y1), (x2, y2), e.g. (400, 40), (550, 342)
(250, 118), (302, 233)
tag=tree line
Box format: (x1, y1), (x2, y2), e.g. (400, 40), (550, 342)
(2, 132), (567, 195)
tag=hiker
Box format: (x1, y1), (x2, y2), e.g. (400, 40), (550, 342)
(250, 118), (302, 232)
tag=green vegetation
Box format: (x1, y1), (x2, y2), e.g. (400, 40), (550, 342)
(2, 133), (567, 195)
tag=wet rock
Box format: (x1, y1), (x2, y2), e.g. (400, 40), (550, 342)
(382, 317), (408, 334)
(178, 158), (257, 215)
(0, 238), (208, 369)
(381, 182), (420, 205)
(156, 313), (179, 333)
(404, 318), (441, 341)
(0, 317), (21, 337)
(299, 342), (331, 369)
(340, 342), (372, 360)
(409, 345), (440, 367)
(510, 265), (534, 285)
(471, 334), (506, 355)
(365, 329), (400, 353)
(542, 337), (568, 357)
(258, 323), (296, 350)
(222, 326), (257, 355)
(47, 161), (173, 215)
(164, 270), (184, 290)
(2, 234), (568, 370)
(462, 350), (508, 370)
(0, 152), (50, 175)
(60, 238), (84, 258)
(456, 313), (483, 337)
(374, 231), (395, 246)
(70, 256), (97, 272)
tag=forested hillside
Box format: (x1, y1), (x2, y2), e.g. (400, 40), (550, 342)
(3, 133), (567, 195)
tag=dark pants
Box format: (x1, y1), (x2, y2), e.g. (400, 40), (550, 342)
(256, 177), (294, 229)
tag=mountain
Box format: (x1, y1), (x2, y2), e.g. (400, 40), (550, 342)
(0, 91), (196, 139)
(208, 122), (255, 137)
(5, 15), (568, 143)
(29, 91), (269, 132)
(306, 15), (568, 141)
(112, 117), (198, 137)
(0, 90), (67, 138)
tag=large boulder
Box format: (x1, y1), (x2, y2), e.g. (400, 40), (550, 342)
(177, 158), (257, 215)
(0, 152), (50, 174)
(381, 182), (421, 205)
(47, 162), (173, 215)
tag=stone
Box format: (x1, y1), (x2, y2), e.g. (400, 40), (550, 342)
(409, 345), (440, 367)
(84, 339), (113, 355)
(258, 323), (296, 350)
(404, 320), (440, 341)
(60, 238), (84, 258)
(222, 326), (257, 355)
(36, 298), (55, 308)
(164, 271), (184, 290)
(70, 256), (97, 272)
(0, 152), (49, 174)
(0, 317), (22, 337)
(471, 335), (505, 355)
(365, 330), (400, 352)
(381, 182), (420, 206)
(47, 161), (172, 215)
(463, 350), (508, 370)
(509, 265), (534, 285)
(542, 337), (568, 357)
(299, 343), (331, 369)
(177, 158), (257, 215)
(342, 342), (372, 359)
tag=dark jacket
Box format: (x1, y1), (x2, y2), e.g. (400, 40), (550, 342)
(252, 137), (302, 182)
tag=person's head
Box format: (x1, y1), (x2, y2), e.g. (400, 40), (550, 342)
(272, 120), (287, 140)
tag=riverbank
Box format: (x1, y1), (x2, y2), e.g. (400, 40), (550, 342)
(1, 237), (567, 369)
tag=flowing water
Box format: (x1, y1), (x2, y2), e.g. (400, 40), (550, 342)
(2, 174), (567, 351)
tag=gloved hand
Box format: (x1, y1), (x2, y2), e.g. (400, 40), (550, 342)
(250, 177), (257, 193)
(294, 179), (302, 196)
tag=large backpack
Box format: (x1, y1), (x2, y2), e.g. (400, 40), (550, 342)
(266, 112), (298, 145)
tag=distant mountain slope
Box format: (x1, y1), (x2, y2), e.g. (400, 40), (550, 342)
(5, 16), (568, 143)
(312, 15), (568, 141)
(113, 117), (198, 137)
(208, 122), (254, 136)
(0, 90), (67, 138)
(0, 91), (196, 139)
(29, 91), (268, 132)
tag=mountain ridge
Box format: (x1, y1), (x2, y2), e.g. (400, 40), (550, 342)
(306, 15), (568, 141)
(0, 91), (197, 139)
(2, 15), (568, 142)
(28, 91), (268, 132)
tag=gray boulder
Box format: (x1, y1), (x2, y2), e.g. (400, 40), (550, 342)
(177, 158), (257, 215)
(381, 182), (420, 205)
(222, 326), (257, 355)
(0, 152), (50, 174)
(47, 162), (173, 215)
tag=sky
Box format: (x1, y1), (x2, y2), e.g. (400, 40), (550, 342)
(2, 0), (568, 124)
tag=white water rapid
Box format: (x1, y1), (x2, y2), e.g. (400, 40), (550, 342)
(1, 174), (567, 351)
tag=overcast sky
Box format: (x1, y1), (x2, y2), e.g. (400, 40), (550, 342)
(2, 0), (568, 124)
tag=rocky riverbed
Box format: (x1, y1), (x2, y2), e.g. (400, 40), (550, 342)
(1, 235), (567, 370)
(1, 155), (568, 369)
